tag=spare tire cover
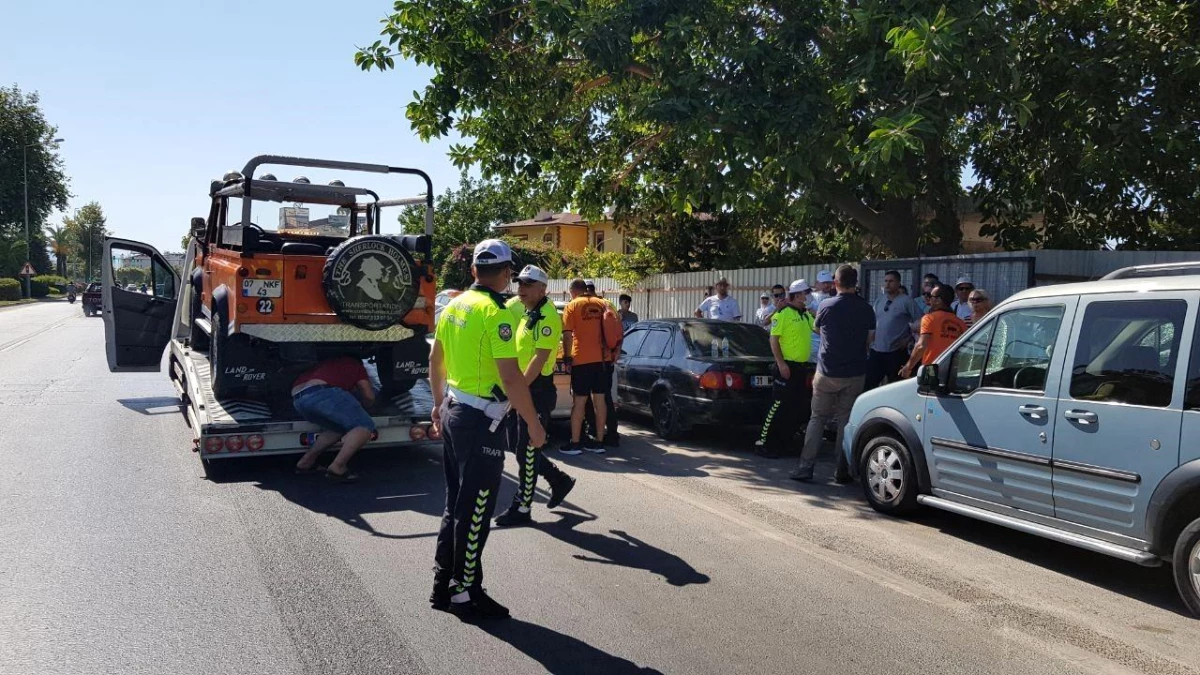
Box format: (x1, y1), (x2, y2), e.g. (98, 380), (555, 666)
(323, 236), (419, 330)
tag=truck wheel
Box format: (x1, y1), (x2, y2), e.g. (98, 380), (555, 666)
(202, 458), (230, 482)
(210, 312), (232, 399)
(859, 434), (920, 516)
(1172, 517), (1200, 617)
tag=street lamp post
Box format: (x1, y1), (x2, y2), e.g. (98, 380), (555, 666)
(23, 137), (64, 297)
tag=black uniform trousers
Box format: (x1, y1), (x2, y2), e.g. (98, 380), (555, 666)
(864, 348), (909, 391)
(584, 362), (618, 440)
(757, 360), (814, 452)
(509, 377), (569, 509)
(434, 401), (509, 592)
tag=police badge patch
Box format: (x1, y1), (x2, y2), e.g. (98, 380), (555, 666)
(499, 324), (513, 341)
(541, 325), (552, 337)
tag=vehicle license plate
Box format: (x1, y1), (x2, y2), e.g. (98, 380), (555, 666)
(751, 375), (772, 388)
(242, 279), (282, 298)
(554, 361), (569, 375)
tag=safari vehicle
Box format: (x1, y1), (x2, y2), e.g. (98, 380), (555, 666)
(100, 155), (439, 476)
(843, 275), (1200, 616)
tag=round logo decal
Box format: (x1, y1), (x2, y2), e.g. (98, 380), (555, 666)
(323, 236), (419, 330)
(498, 324), (513, 342)
(541, 325), (552, 337)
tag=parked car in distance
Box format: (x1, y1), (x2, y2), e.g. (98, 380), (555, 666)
(843, 274), (1200, 616)
(615, 319), (783, 439)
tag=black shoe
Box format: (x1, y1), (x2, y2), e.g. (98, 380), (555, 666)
(495, 506), (533, 527)
(448, 588), (510, 621)
(430, 580), (452, 611)
(833, 472), (854, 485)
(583, 439), (606, 454)
(546, 475), (576, 509)
(755, 445), (780, 459)
(789, 469), (814, 482)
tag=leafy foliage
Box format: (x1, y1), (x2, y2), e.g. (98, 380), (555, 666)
(398, 172), (529, 270)
(62, 202), (108, 282)
(358, 0), (1200, 255)
(115, 267), (149, 288)
(0, 278), (20, 301)
(0, 86), (68, 276)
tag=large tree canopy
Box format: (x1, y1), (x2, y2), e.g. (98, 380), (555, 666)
(0, 85), (69, 276)
(63, 202), (109, 282)
(358, 0), (1199, 256)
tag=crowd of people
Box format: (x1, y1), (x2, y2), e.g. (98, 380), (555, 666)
(723, 268), (995, 481)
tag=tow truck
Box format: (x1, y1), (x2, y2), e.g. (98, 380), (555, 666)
(100, 156), (440, 477)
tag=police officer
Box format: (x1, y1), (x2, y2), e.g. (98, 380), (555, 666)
(429, 239), (547, 621)
(495, 265), (576, 527)
(754, 279), (816, 459)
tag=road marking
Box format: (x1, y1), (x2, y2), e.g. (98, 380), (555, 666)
(0, 315), (73, 352)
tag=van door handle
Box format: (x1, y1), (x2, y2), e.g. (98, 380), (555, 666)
(1064, 409), (1098, 424)
(1018, 405), (1046, 418)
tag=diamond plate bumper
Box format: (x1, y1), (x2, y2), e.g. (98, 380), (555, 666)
(239, 323), (416, 343)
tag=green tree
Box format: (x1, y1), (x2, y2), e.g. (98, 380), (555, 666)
(115, 266), (148, 288)
(357, 0), (1200, 256)
(0, 86), (69, 277)
(45, 223), (71, 277)
(64, 202), (108, 282)
(398, 171), (529, 269)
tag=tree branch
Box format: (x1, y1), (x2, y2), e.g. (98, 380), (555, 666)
(612, 128), (672, 189)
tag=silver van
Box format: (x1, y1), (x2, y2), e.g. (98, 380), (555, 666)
(843, 274), (1200, 616)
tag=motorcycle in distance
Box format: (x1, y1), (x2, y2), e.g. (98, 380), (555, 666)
(67, 285), (77, 304)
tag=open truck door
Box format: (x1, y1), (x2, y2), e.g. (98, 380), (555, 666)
(102, 237), (180, 372)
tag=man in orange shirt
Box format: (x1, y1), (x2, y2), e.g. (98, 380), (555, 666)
(900, 283), (966, 379)
(561, 278), (612, 455)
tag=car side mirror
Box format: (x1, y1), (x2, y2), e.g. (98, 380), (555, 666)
(917, 364), (944, 395)
(190, 217), (207, 240)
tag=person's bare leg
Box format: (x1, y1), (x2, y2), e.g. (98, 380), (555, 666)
(296, 430), (342, 470)
(590, 392), (606, 443)
(328, 427), (373, 475)
(570, 395), (588, 443)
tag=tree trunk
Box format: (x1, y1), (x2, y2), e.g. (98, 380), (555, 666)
(922, 140), (963, 255)
(826, 189), (920, 257)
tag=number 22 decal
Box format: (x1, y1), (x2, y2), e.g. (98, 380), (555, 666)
(257, 298), (274, 314)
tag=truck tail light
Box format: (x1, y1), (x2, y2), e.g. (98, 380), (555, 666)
(245, 434), (265, 451)
(410, 424), (427, 441)
(204, 436), (224, 453)
(224, 435), (244, 452)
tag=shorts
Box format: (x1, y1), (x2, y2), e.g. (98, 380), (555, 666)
(292, 386), (377, 434)
(570, 362), (611, 395)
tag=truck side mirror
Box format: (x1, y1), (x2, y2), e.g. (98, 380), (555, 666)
(190, 217), (207, 240)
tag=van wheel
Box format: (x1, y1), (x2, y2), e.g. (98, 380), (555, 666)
(651, 388), (687, 441)
(859, 435), (920, 516)
(1172, 517), (1200, 617)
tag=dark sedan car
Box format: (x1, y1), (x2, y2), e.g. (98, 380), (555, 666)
(616, 319), (790, 439)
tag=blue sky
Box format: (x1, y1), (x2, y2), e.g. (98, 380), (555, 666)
(4, 0), (462, 253)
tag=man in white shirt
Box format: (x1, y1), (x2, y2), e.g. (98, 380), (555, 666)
(950, 275), (975, 322)
(695, 277), (742, 322)
(809, 270), (835, 310)
(755, 284), (786, 327)
(755, 293), (773, 326)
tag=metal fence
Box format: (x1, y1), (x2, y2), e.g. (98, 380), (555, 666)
(545, 250), (1200, 321)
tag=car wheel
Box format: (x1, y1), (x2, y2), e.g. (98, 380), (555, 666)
(651, 388), (686, 441)
(190, 297), (210, 352)
(1172, 516), (1200, 617)
(210, 312), (232, 400)
(859, 434), (920, 515)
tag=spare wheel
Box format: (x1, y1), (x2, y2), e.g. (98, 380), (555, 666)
(323, 236), (420, 330)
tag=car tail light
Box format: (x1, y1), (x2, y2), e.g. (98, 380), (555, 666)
(224, 435), (244, 452)
(245, 434), (265, 451)
(699, 370), (745, 390)
(299, 432), (317, 446)
(410, 424), (427, 441)
(204, 436), (224, 453)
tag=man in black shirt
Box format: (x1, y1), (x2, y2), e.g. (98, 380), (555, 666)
(791, 265), (875, 483)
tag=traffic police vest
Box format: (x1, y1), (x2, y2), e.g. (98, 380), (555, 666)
(435, 285), (518, 398)
(770, 305), (815, 362)
(506, 296), (562, 378)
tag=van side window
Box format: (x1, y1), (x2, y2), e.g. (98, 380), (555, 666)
(950, 306), (1063, 394)
(1069, 300), (1187, 408)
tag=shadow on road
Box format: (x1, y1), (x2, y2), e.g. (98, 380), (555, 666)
(538, 512), (709, 587)
(249, 448), (448, 540)
(478, 618), (663, 674)
(118, 396), (185, 415)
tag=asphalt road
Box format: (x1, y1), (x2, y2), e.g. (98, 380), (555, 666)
(3, 301), (1200, 675)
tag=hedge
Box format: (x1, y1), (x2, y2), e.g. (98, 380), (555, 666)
(33, 274), (68, 291)
(0, 278), (20, 301)
(29, 279), (49, 298)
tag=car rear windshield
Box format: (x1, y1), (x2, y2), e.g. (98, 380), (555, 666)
(681, 322), (772, 358)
